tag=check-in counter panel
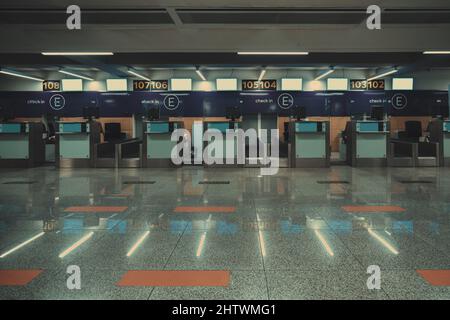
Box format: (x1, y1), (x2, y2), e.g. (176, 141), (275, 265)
(290, 121), (330, 167)
(346, 120), (390, 167)
(142, 121), (183, 167)
(56, 121), (100, 168)
(0, 122), (44, 167)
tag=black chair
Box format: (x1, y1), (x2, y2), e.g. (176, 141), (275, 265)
(398, 121), (422, 142)
(104, 123), (126, 142)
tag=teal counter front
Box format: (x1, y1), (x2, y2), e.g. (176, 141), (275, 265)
(0, 122), (45, 168)
(345, 120), (390, 167)
(429, 119), (450, 166)
(56, 121), (101, 168)
(142, 121), (183, 168)
(203, 121), (241, 167)
(289, 121), (330, 168)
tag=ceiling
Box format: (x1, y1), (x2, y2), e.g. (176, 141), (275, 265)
(0, 1), (450, 77)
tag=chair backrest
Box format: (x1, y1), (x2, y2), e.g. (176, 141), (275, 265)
(104, 123), (122, 141)
(404, 121), (422, 139)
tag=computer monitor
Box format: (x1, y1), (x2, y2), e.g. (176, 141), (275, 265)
(0, 105), (14, 122)
(431, 105), (448, 119)
(83, 106), (100, 120)
(370, 106), (385, 121)
(225, 106), (241, 121)
(148, 107), (160, 121)
(293, 106), (306, 120)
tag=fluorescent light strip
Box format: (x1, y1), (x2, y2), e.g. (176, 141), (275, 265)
(126, 231), (150, 257)
(237, 52), (309, 55)
(258, 70), (266, 82)
(58, 70), (93, 81)
(367, 69), (398, 82)
(58, 232), (94, 258)
(314, 69), (335, 81)
(196, 215), (212, 257)
(195, 69), (207, 81)
(314, 230), (334, 257)
(196, 232), (207, 257)
(368, 228), (399, 255)
(127, 70), (151, 81)
(423, 51), (450, 55)
(256, 214), (267, 257)
(0, 70), (43, 82)
(42, 52), (114, 56)
(0, 232), (45, 258)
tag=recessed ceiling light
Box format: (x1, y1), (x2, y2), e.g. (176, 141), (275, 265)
(237, 52), (309, 55)
(423, 51), (450, 55)
(42, 52), (114, 56)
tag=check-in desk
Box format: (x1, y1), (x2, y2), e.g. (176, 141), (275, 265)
(390, 139), (417, 167)
(142, 121), (182, 167)
(203, 121), (241, 166)
(346, 120), (390, 167)
(0, 122), (45, 168)
(289, 121), (330, 168)
(429, 119), (450, 166)
(94, 138), (142, 168)
(56, 121), (101, 168)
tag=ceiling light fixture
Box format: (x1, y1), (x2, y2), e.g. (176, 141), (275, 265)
(127, 70), (151, 81)
(42, 52), (114, 56)
(0, 69), (43, 82)
(423, 51), (450, 55)
(258, 69), (266, 82)
(58, 70), (94, 81)
(237, 52), (309, 55)
(195, 68), (207, 81)
(314, 68), (335, 81)
(367, 68), (398, 82)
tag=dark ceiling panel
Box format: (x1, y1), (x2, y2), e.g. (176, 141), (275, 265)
(0, 9), (173, 25)
(177, 9), (367, 24)
(383, 10), (450, 24)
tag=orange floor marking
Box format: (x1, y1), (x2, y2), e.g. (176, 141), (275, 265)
(0, 269), (43, 286)
(417, 270), (450, 286)
(117, 270), (230, 287)
(341, 205), (406, 213)
(64, 206), (128, 213)
(174, 206), (236, 213)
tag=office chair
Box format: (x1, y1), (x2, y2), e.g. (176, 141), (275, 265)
(104, 123), (126, 142)
(398, 121), (422, 142)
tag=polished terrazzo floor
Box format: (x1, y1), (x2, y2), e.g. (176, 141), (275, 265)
(0, 165), (450, 300)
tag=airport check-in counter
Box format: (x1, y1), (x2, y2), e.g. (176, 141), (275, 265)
(345, 120), (390, 167)
(0, 122), (45, 167)
(428, 119), (450, 166)
(390, 139), (417, 167)
(289, 121), (330, 168)
(203, 121), (240, 166)
(142, 121), (183, 167)
(56, 121), (101, 168)
(94, 138), (142, 168)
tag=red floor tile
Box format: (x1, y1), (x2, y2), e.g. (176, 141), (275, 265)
(0, 269), (43, 286)
(417, 270), (450, 286)
(341, 205), (406, 213)
(174, 206), (236, 213)
(117, 270), (230, 287)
